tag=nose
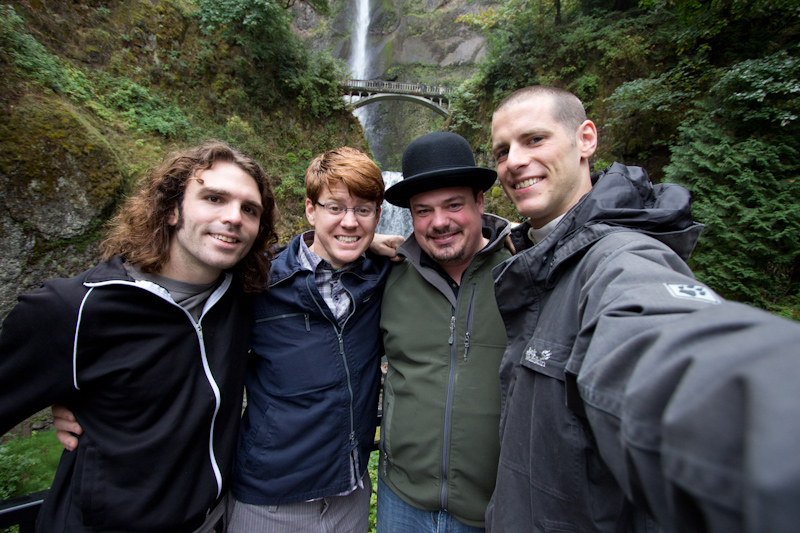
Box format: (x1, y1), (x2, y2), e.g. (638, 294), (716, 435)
(222, 203), (243, 227)
(431, 208), (449, 229)
(504, 143), (527, 174)
(339, 209), (359, 228)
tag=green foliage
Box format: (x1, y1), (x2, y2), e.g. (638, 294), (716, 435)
(1, 6), (191, 139)
(605, 52), (715, 163)
(285, 48), (348, 118)
(663, 50), (800, 315)
(640, 0), (800, 59)
(195, 0), (345, 117)
(275, 149), (314, 203)
(368, 450), (379, 532)
(478, 8), (675, 106)
(449, 77), (491, 138)
(0, 5), (90, 100)
(0, 432), (61, 501)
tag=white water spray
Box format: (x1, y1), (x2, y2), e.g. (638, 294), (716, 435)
(377, 171), (414, 239)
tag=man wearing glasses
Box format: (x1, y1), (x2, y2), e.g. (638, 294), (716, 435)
(226, 147), (392, 532)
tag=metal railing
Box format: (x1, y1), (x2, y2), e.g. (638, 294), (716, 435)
(0, 489), (47, 532)
(341, 79), (454, 98)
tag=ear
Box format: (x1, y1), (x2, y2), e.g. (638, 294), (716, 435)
(305, 198), (317, 227)
(167, 206), (179, 227)
(577, 120), (598, 160)
(476, 190), (486, 216)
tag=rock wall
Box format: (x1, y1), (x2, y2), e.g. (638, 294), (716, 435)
(0, 95), (123, 318)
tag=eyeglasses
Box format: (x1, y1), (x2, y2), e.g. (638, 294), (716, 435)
(316, 202), (379, 218)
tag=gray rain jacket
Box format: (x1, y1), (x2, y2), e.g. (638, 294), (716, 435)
(486, 163), (800, 533)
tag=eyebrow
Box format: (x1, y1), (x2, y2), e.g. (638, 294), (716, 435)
(493, 127), (555, 152)
(198, 186), (263, 210)
(321, 195), (374, 206)
(411, 194), (467, 209)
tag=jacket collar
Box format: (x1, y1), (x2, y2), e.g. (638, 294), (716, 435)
(505, 163), (703, 287)
(397, 213), (512, 269)
(269, 231), (387, 287)
(396, 214), (512, 306)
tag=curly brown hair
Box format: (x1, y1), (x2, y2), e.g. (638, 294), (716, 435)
(103, 141), (278, 292)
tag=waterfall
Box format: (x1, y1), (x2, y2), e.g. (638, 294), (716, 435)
(377, 171), (414, 238)
(348, 0), (412, 239)
(349, 0), (372, 134)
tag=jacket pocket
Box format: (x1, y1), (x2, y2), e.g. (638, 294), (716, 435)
(242, 402), (273, 470)
(254, 312), (309, 330)
(74, 444), (101, 526)
(380, 379), (395, 475)
(508, 339), (584, 503)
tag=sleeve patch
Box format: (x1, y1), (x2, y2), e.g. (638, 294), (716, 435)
(663, 283), (721, 305)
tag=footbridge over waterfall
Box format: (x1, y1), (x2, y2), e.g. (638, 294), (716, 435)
(342, 79), (454, 117)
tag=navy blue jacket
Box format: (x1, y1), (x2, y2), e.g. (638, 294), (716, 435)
(232, 233), (390, 505)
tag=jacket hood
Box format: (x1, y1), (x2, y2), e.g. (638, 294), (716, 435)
(83, 256), (136, 284)
(507, 163), (703, 286)
(575, 163), (694, 235)
(397, 214), (512, 306)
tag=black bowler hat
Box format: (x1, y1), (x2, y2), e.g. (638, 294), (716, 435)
(385, 132), (497, 208)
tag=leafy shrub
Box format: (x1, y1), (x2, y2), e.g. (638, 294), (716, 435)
(0, 5), (90, 100)
(195, 0), (345, 117)
(664, 50), (800, 316)
(0, 432), (61, 501)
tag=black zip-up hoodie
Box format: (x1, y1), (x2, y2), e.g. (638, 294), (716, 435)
(0, 256), (251, 532)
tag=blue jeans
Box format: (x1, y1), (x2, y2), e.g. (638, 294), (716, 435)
(376, 478), (485, 533)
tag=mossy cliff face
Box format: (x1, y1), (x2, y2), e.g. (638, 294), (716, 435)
(0, 95), (121, 317)
(0, 0), (367, 321)
(0, 96), (122, 240)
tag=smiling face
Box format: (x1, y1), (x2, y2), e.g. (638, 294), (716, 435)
(305, 180), (381, 269)
(409, 185), (487, 282)
(161, 161), (263, 284)
(492, 94), (597, 228)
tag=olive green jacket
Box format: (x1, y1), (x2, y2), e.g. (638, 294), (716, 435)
(379, 214), (512, 528)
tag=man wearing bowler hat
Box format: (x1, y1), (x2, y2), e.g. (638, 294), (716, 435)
(376, 131), (512, 532)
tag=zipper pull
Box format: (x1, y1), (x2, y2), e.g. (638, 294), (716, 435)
(305, 314), (310, 331)
(448, 315), (456, 344)
(464, 332), (470, 361)
(196, 323), (203, 340)
(382, 452), (388, 476)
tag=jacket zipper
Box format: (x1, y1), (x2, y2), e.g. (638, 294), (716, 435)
(255, 312), (310, 331)
(441, 305), (459, 509)
(306, 274), (358, 449)
(464, 284), (477, 362)
(85, 277), (230, 498)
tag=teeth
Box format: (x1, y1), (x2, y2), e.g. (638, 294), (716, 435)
(212, 234), (238, 243)
(515, 177), (542, 190)
(336, 236), (358, 243)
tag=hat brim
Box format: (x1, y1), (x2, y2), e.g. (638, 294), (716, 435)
(384, 167), (497, 208)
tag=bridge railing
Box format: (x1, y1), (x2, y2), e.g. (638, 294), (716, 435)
(342, 79), (454, 99)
